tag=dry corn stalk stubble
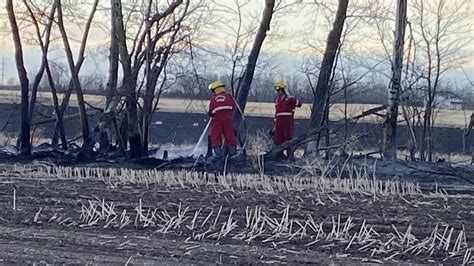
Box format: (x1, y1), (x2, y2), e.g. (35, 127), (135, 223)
(71, 198), (474, 263)
(6, 163), (423, 196)
(1, 163), (473, 264)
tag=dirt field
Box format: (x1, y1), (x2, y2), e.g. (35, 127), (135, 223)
(1, 89), (472, 128)
(0, 104), (470, 157)
(0, 163), (473, 264)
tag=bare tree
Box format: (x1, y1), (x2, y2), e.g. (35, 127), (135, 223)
(209, 0), (259, 96)
(111, 0), (143, 158)
(98, 0), (121, 151)
(319, 3), (374, 158)
(23, 1), (68, 149)
(51, 0), (99, 148)
(233, 0), (275, 132)
(6, 0), (31, 155)
(56, 0), (98, 143)
(406, 0), (472, 161)
(95, 0), (205, 157)
(79, 0), (123, 157)
(383, 0), (407, 160)
(141, 0), (193, 154)
(306, 0), (349, 154)
(25, 1), (55, 125)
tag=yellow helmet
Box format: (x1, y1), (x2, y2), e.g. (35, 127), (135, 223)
(208, 80), (225, 94)
(274, 80), (289, 95)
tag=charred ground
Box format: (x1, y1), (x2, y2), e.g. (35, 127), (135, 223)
(0, 101), (473, 264)
(0, 162), (473, 264)
(0, 101), (471, 157)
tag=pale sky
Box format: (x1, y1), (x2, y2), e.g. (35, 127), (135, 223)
(0, 0), (473, 86)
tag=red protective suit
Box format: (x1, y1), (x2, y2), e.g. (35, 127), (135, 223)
(208, 92), (237, 148)
(273, 95), (302, 145)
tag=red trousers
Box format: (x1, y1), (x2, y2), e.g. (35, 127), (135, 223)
(210, 118), (237, 148)
(274, 116), (294, 145)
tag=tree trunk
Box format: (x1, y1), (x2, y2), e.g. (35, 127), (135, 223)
(51, 0), (98, 147)
(306, 0), (349, 153)
(51, 81), (72, 147)
(141, 1), (189, 154)
(420, 102), (429, 161)
(401, 105), (417, 161)
(100, 0), (120, 150)
(464, 113), (474, 159)
(142, 8), (153, 155)
(26, 1), (56, 124)
(383, 0), (408, 160)
(23, 1), (67, 150)
(45, 62), (68, 150)
(56, 0), (97, 144)
(81, 0), (121, 155)
(233, 0), (275, 131)
(113, 0), (143, 158)
(427, 13), (444, 163)
(425, 104), (433, 161)
(7, 0), (31, 155)
(119, 114), (129, 150)
(324, 104), (330, 159)
(141, 0), (157, 155)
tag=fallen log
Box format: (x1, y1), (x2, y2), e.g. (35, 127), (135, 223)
(317, 134), (368, 151)
(264, 124), (331, 160)
(350, 105), (386, 121)
(264, 106), (387, 160)
(345, 157), (474, 185)
(32, 109), (100, 126)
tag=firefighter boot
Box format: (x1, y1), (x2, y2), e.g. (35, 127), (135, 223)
(223, 146), (236, 158)
(228, 146), (237, 157)
(213, 147), (223, 158)
(286, 147), (295, 161)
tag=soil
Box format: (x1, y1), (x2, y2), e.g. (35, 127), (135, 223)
(0, 164), (473, 264)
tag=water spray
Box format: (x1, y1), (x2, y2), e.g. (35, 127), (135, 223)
(190, 118), (212, 156)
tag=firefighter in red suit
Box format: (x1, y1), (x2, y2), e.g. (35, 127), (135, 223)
(272, 80), (302, 159)
(208, 80), (237, 157)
